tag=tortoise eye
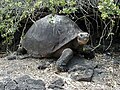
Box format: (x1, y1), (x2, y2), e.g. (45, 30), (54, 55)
(79, 34), (84, 38)
(80, 34), (83, 38)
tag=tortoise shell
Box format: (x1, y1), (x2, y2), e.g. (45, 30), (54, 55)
(22, 14), (84, 57)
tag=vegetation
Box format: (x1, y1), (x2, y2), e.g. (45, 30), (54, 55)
(0, 0), (41, 45)
(0, 0), (120, 51)
(96, 0), (120, 50)
(98, 0), (120, 19)
(0, 0), (77, 44)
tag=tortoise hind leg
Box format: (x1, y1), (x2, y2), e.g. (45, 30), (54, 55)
(56, 48), (73, 72)
(17, 47), (27, 55)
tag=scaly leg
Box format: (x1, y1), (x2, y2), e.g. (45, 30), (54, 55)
(56, 48), (73, 72)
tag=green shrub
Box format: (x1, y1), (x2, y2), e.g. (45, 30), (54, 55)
(98, 0), (120, 19)
(0, 0), (39, 44)
(0, 0), (77, 46)
(0, 0), (120, 51)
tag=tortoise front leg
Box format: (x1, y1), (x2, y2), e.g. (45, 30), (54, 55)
(56, 48), (73, 72)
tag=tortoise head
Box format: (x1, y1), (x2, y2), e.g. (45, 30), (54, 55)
(77, 32), (89, 45)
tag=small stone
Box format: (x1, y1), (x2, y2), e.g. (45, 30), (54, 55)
(15, 75), (31, 83)
(17, 82), (29, 90)
(70, 66), (94, 82)
(0, 82), (4, 90)
(6, 55), (17, 60)
(38, 62), (48, 70)
(26, 78), (46, 90)
(2, 78), (12, 85)
(5, 80), (17, 90)
(105, 52), (112, 56)
(114, 59), (120, 64)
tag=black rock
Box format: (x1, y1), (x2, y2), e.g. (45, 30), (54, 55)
(67, 56), (97, 70)
(70, 66), (94, 82)
(26, 78), (46, 90)
(0, 75), (46, 90)
(67, 56), (97, 82)
(48, 78), (64, 90)
(15, 75), (46, 90)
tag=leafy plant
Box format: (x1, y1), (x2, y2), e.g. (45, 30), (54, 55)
(0, 0), (41, 45)
(0, 0), (77, 46)
(98, 0), (120, 19)
(0, 0), (120, 51)
(93, 0), (120, 50)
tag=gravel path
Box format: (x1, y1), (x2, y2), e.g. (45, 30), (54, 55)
(0, 53), (120, 90)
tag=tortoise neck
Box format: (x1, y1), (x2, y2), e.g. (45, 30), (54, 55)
(73, 38), (84, 50)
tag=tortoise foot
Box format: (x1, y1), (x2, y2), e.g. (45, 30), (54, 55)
(56, 65), (68, 72)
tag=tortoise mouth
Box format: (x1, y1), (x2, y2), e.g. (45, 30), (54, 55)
(77, 37), (89, 45)
(78, 39), (89, 45)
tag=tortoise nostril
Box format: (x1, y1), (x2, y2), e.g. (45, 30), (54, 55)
(86, 33), (89, 37)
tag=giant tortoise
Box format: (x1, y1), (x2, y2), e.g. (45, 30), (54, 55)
(18, 14), (95, 71)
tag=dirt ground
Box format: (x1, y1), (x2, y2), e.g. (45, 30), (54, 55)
(0, 52), (120, 90)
